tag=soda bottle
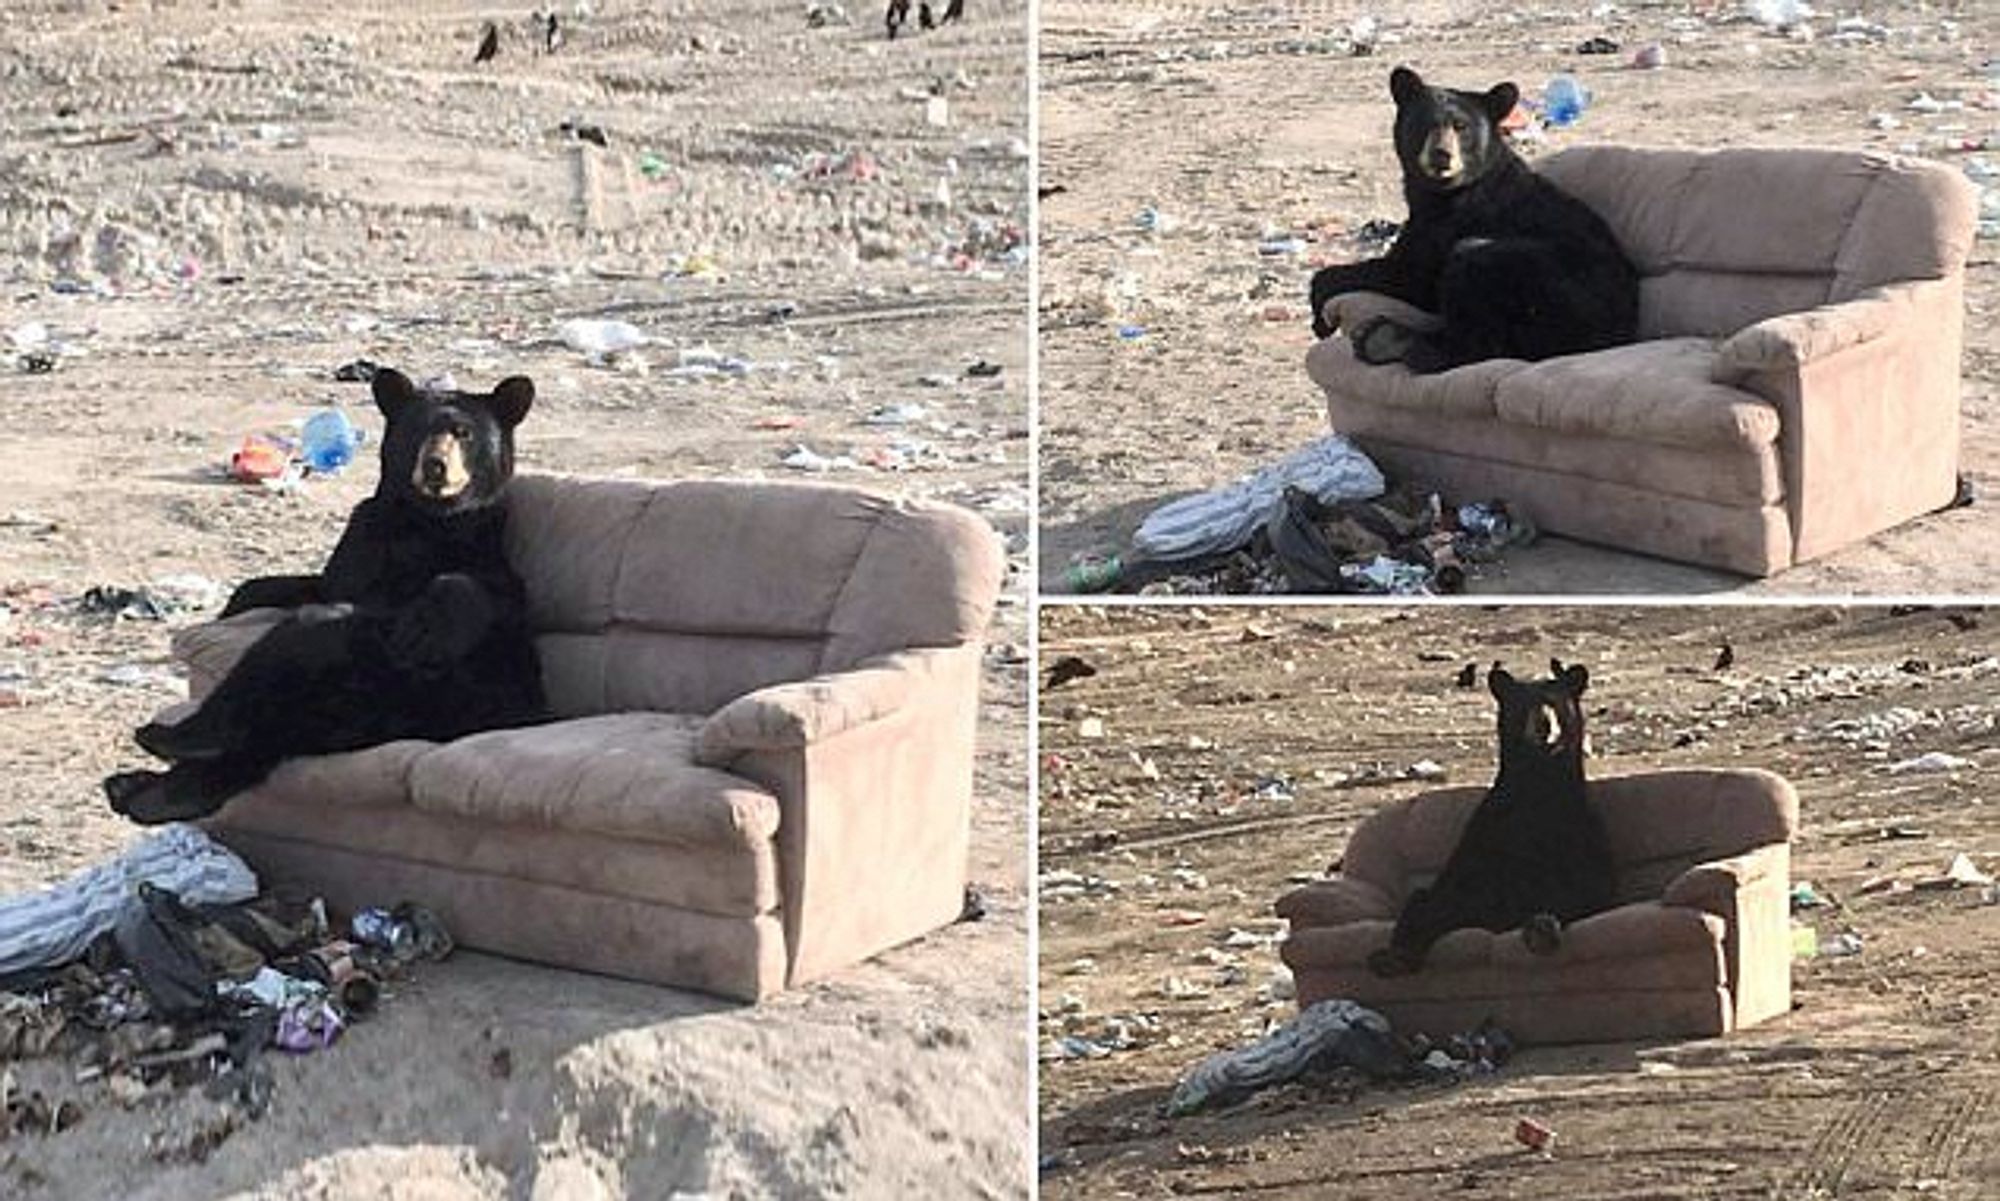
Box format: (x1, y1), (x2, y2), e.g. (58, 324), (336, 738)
(301, 408), (360, 474)
(1542, 75), (1589, 128)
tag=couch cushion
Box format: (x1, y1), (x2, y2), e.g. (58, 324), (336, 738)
(1493, 338), (1780, 450)
(406, 713), (781, 849)
(1304, 335), (1525, 421)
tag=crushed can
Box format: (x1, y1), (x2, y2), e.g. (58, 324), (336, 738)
(350, 907), (416, 958)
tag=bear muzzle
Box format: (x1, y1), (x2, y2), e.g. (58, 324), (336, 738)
(412, 433), (472, 500)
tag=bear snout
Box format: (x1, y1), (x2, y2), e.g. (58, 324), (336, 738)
(411, 433), (472, 499)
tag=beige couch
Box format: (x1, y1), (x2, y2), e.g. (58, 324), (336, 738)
(168, 473), (1004, 1001)
(1309, 147), (1978, 576)
(1275, 768), (1798, 1044)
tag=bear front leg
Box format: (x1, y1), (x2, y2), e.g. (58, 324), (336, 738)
(1309, 258), (1410, 339)
(104, 755), (277, 825)
(384, 573), (498, 673)
(221, 574), (325, 618)
(1369, 884), (1465, 977)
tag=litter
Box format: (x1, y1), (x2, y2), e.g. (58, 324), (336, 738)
(1515, 1117), (1557, 1152)
(300, 408), (362, 474)
(1888, 751), (1971, 774)
(557, 318), (647, 362)
(1134, 435), (1385, 562)
(0, 825), (256, 977)
(1540, 75), (1590, 128)
(1916, 853), (1993, 890)
(1820, 932), (1864, 958)
(1745, 0), (1814, 30)
(1167, 999), (1398, 1115)
(781, 445), (857, 473)
(1789, 881), (1831, 910)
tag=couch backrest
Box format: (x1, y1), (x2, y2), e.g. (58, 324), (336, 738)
(1342, 768), (1799, 907)
(1538, 146), (1977, 339)
(503, 473), (1004, 717)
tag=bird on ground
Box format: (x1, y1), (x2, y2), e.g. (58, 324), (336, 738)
(1713, 642), (1734, 672)
(474, 22), (500, 64)
(1045, 656), (1098, 691)
(1454, 662), (1477, 689)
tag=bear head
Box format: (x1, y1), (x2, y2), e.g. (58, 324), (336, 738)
(1388, 66), (1519, 193)
(369, 367), (534, 513)
(1487, 657), (1588, 766)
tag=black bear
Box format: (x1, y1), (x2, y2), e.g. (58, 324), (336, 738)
(105, 367), (549, 825)
(1368, 659), (1616, 977)
(1309, 67), (1639, 374)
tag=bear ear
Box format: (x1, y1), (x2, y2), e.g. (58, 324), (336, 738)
(372, 367), (418, 420)
(485, 376), (535, 428)
(1487, 663), (1515, 698)
(1390, 66), (1425, 107)
(1481, 81), (1520, 125)
(1549, 656), (1566, 677)
(1559, 662), (1590, 697)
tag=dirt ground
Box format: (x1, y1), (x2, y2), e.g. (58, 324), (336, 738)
(1039, 603), (2000, 1199)
(1036, 0), (2000, 595)
(0, 2), (1029, 1197)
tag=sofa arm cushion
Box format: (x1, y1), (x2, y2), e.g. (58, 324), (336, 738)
(1274, 877), (1396, 929)
(694, 645), (966, 765)
(1713, 281), (1923, 379)
(1661, 844), (1786, 916)
(1319, 291), (1443, 340)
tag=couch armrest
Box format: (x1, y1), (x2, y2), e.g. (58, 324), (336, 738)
(721, 642), (985, 987)
(1713, 281), (1925, 379)
(1661, 844), (1786, 917)
(1274, 876), (1396, 929)
(1319, 291), (1443, 340)
(1661, 841), (1793, 1029)
(694, 645), (967, 766)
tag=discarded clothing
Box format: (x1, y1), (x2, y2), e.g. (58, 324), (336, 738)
(0, 825), (257, 976)
(1135, 435), (1385, 561)
(1168, 999), (1398, 1115)
(114, 884), (225, 1021)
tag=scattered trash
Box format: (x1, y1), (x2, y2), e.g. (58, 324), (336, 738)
(1820, 932), (1864, 958)
(1630, 42), (1666, 69)
(300, 408), (361, 474)
(559, 118), (609, 148)
(557, 318), (647, 363)
(1916, 853), (1993, 891)
(1789, 881), (1830, 911)
(1406, 759), (1448, 781)
(1515, 1117), (1557, 1153)
(1541, 75), (1590, 128)
(1063, 554), (1124, 593)
(1167, 999), (1399, 1115)
(1791, 922), (1819, 959)
(805, 2), (850, 29)
(228, 434), (293, 485)
(1576, 36), (1620, 55)
(1116, 325), (1146, 341)
(1889, 751), (1972, 774)
(1745, 0), (1814, 30)
(1133, 435), (1386, 563)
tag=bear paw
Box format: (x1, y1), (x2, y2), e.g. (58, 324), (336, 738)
(1352, 317), (1419, 366)
(1522, 913), (1564, 955)
(104, 770), (225, 825)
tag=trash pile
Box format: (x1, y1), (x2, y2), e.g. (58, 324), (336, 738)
(0, 825), (452, 1161)
(1074, 437), (1536, 595)
(1165, 998), (1517, 1116)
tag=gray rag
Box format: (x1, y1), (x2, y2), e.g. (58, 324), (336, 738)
(0, 824), (259, 975)
(1169, 998), (1397, 1116)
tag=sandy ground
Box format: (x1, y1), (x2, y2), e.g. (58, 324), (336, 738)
(1036, 0), (2000, 595)
(0, 2), (1030, 1196)
(1038, 603), (2000, 1198)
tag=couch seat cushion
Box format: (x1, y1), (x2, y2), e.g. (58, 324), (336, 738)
(407, 713), (781, 850)
(1493, 337), (1781, 450)
(1283, 901), (1724, 972)
(1307, 334), (1526, 421)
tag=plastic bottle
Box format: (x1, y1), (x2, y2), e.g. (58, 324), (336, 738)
(301, 408), (361, 474)
(1063, 555), (1123, 593)
(1542, 75), (1589, 128)
(351, 907), (416, 957)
